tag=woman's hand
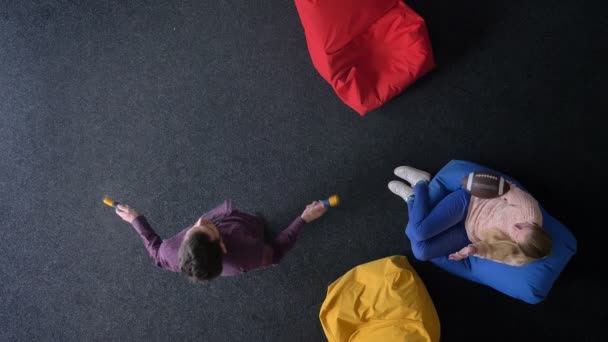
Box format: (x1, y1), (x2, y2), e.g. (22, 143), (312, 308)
(300, 201), (327, 223)
(115, 204), (140, 223)
(448, 244), (477, 261)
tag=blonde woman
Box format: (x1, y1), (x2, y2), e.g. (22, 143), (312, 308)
(388, 166), (552, 266)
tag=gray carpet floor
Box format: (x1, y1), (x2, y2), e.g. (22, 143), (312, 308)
(1, 0), (606, 341)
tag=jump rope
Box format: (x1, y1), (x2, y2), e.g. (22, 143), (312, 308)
(103, 194), (340, 211)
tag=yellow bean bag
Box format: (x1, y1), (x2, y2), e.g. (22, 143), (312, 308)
(319, 256), (440, 342)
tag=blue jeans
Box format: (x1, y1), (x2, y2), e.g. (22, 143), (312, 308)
(406, 182), (472, 261)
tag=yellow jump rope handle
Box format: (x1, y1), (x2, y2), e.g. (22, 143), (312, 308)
(322, 194), (340, 208)
(103, 196), (119, 209)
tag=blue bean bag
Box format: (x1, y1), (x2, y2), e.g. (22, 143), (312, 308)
(419, 160), (577, 304)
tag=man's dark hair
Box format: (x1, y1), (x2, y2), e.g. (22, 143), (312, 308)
(178, 231), (223, 282)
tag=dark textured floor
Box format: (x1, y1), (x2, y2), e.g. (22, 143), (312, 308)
(1, 0), (606, 341)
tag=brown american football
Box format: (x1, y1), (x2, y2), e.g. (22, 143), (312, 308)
(460, 172), (510, 199)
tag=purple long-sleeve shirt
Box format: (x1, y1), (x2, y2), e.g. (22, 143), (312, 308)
(130, 200), (307, 276)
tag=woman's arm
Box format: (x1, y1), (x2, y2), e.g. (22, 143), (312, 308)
(449, 240), (532, 266)
(448, 244), (477, 261)
(472, 240), (532, 266)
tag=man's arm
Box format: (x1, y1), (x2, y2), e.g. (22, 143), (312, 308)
(116, 204), (165, 268)
(270, 201), (326, 264)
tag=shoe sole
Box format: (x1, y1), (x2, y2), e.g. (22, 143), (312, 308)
(394, 166), (430, 183)
(388, 181), (413, 198)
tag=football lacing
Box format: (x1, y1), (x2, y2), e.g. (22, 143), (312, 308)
(476, 174), (498, 180)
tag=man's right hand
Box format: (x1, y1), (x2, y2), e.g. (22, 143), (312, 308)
(115, 204), (140, 223)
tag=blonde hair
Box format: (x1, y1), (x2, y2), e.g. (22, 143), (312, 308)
(482, 225), (552, 265)
(481, 229), (525, 264)
(518, 223), (552, 259)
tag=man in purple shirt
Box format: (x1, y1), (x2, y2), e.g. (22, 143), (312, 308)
(114, 200), (327, 281)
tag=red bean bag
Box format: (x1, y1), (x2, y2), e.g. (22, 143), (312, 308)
(294, 0), (435, 115)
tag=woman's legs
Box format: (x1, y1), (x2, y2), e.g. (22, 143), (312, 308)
(406, 182), (471, 241)
(389, 166), (472, 261)
(402, 182), (472, 260)
(410, 223), (471, 261)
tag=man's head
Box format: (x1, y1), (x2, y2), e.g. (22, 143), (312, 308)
(512, 222), (552, 259)
(178, 218), (227, 282)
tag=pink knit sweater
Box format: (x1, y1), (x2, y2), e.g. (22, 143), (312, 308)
(464, 184), (543, 265)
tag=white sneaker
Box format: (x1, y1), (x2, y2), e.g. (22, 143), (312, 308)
(394, 166), (431, 186)
(388, 181), (414, 201)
